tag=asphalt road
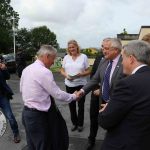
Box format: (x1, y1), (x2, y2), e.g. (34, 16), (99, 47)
(0, 73), (105, 150)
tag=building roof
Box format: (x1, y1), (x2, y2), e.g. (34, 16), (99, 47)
(117, 34), (139, 40)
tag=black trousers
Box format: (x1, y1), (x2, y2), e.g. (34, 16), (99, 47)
(22, 107), (51, 150)
(66, 85), (85, 127)
(88, 92), (100, 143)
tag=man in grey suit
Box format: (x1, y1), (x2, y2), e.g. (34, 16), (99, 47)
(77, 38), (125, 150)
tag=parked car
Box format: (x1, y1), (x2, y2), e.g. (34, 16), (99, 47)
(2, 53), (16, 73)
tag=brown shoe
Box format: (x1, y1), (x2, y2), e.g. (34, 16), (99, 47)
(14, 133), (21, 143)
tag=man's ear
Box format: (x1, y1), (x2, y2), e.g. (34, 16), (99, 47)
(129, 55), (136, 64)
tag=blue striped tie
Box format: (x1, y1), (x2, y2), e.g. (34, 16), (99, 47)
(102, 60), (113, 102)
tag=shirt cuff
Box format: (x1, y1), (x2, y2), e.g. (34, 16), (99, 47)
(80, 89), (85, 94)
(72, 94), (76, 101)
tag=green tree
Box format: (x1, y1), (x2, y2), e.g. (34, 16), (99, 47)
(0, 0), (19, 53)
(16, 28), (32, 50)
(120, 28), (128, 35)
(31, 26), (59, 50)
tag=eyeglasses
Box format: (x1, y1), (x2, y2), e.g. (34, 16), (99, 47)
(101, 46), (115, 51)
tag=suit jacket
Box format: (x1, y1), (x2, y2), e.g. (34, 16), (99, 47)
(48, 96), (69, 150)
(99, 66), (150, 150)
(82, 55), (124, 98)
(90, 54), (103, 91)
(90, 54), (104, 79)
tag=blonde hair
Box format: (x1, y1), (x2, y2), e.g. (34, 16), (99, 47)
(142, 33), (150, 44)
(67, 40), (80, 55)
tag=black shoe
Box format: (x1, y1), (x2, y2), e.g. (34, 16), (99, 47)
(14, 133), (21, 143)
(86, 141), (95, 150)
(78, 126), (83, 132)
(71, 125), (78, 131)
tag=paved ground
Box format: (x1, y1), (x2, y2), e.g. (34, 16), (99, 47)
(0, 73), (106, 150)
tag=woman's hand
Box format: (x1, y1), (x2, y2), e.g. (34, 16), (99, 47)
(76, 68), (91, 77)
(76, 73), (82, 77)
(66, 74), (74, 81)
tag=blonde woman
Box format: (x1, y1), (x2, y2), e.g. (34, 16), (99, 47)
(60, 40), (91, 132)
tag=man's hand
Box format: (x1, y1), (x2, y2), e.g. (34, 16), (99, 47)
(99, 103), (108, 112)
(93, 89), (101, 96)
(74, 90), (84, 100)
(73, 91), (79, 100)
(77, 90), (84, 98)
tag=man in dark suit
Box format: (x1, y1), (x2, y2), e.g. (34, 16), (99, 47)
(77, 38), (125, 149)
(99, 40), (150, 150)
(88, 52), (104, 149)
(16, 50), (27, 78)
(0, 55), (20, 143)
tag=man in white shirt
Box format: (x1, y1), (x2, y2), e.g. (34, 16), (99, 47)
(20, 45), (79, 150)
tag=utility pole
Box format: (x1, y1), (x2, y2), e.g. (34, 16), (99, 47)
(12, 14), (16, 59)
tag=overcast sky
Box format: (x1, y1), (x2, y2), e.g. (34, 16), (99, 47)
(11, 0), (150, 48)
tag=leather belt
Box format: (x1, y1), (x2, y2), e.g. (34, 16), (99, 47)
(24, 106), (40, 112)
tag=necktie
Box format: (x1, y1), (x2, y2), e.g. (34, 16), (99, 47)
(102, 60), (113, 102)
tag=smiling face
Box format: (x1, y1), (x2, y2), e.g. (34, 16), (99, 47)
(101, 40), (119, 60)
(67, 40), (80, 56)
(68, 43), (78, 55)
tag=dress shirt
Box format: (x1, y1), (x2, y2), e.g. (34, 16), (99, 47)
(131, 64), (147, 74)
(80, 55), (121, 95)
(20, 59), (76, 112)
(101, 55), (120, 95)
(109, 54), (121, 83)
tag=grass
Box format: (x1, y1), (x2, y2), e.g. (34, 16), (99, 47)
(50, 66), (61, 72)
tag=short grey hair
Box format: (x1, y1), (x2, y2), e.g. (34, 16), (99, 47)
(110, 38), (122, 52)
(103, 37), (111, 41)
(37, 45), (57, 57)
(103, 38), (122, 52)
(123, 40), (150, 65)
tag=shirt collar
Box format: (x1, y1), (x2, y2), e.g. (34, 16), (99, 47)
(132, 64), (147, 74)
(35, 59), (45, 67)
(112, 54), (121, 63)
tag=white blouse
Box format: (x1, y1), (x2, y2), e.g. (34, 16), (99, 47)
(62, 54), (89, 87)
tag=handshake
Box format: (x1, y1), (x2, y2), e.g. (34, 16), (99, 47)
(73, 89), (101, 100)
(72, 89), (107, 112)
(73, 90), (84, 100)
